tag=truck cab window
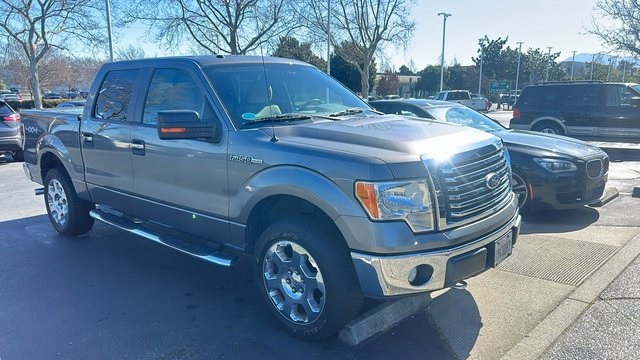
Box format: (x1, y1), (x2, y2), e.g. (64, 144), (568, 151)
(94, 69), (140, 121)
(143, 68), (211, 125)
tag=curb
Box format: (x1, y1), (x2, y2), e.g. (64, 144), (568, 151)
(339, 294), (431, 346)
(590, 187), (619, 207)
(500, 231), (640, 360)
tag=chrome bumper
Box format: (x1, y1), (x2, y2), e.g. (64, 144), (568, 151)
(351, 212), (521, 297)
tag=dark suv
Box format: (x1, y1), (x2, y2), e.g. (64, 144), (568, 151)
(510, 81), (640, 140)
(0, 100), (23, 162)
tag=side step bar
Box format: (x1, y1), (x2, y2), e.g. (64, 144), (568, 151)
(89, 209), (235, 267)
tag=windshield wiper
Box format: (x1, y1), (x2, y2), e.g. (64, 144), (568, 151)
(240, 113), (312, 129)
(328, 107), (382, 117)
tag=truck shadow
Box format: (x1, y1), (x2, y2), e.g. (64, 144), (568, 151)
(0, 215), (455, 359)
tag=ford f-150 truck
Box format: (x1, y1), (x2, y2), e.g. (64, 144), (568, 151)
(22, 56), (520, 339)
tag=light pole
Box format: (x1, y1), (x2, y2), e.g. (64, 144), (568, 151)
(478, 38), (484, 95)
(326, 0), (331, 75)
(545, 47), (552, 82)
(590, 53), (596, 80)
(106, 0), (114, 62)
(570, 50), (576, 80)
(515, 42), (523, 93)
(438, 12), (452, 92)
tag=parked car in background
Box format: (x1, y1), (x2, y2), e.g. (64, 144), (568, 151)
(0, 100), (23, 162)
(510, 81), (640, 140)
(56, 100), (86, 108)
(42, 92), (62, 99)
(434, 90), (490, 111)
(0, 90), (21, 101)
(369, 99), (609, 212)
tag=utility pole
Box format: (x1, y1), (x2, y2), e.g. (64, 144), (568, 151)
(545, 47), (552, 82)
(438, 12), (452, 92)
(478, 38), (484, 95)
(590, 53), (596, 80)
(570, 50), (576, 80)
(515, 42), (524, 93)
(607, 57), (614, 81)
(326, 0), (331, 75)
(106, 0), (114, 62)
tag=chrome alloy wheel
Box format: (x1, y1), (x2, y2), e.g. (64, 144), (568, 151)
(511, 172), (529, 210)
(47, 178), (69, 227)
(262, 241), (326, 324)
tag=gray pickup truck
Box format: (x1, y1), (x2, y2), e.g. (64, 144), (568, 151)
(21, 56), (520, 339)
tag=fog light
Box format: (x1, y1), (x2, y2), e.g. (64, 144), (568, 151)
(408, 264), (434, 286)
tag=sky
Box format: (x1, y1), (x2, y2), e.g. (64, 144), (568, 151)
(384, 0), (611, 70)
(121, 0), (613, 70)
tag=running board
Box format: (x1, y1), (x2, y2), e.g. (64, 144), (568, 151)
(89, 209), (235, 267)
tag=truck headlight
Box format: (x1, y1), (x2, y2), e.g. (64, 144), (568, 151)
(355, 180), (435, 232)
(533, 158), (577, 173)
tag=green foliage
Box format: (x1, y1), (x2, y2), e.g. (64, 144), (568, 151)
(272, 36), (327, 70)
(329, 53), (376, 94)
(415, 65), (443, 95)
(6, 99), (70, 110)
(0, 79), (5, 90)
(398, 65), (413, 75)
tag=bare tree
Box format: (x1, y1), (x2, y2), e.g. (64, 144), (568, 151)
(121, 0), (300, 55)
(299, 0), (415, 96)
(590, 0), (640, 56)
(115, 44), (146, 60)
(0, 0), (106, 109)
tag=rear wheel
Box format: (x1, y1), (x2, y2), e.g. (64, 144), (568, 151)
(44, 167), (95, 236)
(533, 122), (564, 135)
(254, 216), (363, 340)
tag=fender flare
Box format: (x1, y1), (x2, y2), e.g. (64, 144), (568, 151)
(529, 117), (567, 133)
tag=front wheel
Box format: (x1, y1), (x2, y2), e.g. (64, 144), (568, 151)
(44, 167), (95, 236)
(254, 216), (363, 340)
(511, 170), (530, 213)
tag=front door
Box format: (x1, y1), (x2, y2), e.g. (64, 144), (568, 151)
(129, 67), (230, 243)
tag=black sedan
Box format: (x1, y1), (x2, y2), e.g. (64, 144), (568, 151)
(370, 99), (609, 212)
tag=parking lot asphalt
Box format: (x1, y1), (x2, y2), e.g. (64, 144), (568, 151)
(2, 145), (640, 359)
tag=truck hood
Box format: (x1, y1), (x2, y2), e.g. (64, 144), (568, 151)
(496, 130), (605, 158)
(270, 114), (499, 163)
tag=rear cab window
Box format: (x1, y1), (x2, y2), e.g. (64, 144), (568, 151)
(94, 69), (140, 122)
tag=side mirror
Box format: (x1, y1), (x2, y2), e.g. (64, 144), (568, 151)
(630, 97), (640, 107)
(157, 110), (217, 140)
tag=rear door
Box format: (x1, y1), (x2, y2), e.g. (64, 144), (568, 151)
(81, 69), (141, 207)
(600, 84), (640, 138)
(560, 84), (602, 137)
(128, 66), (230, 242)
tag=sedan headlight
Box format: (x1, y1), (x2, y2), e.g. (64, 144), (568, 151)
(355, 180), (434, 232)
(533, 158), (577, 173)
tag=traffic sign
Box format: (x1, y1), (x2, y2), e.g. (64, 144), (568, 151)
(490, 80), (511, 93)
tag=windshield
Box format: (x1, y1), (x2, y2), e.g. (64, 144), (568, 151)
(205, 63), (371, 129)
(423, 105), (505, 133)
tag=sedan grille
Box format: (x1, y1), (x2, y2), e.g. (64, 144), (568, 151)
(439, 145), (512, 225)
(586, 159), (605, 178)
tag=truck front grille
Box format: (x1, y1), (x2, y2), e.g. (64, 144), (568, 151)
(439, 145), (512, 225)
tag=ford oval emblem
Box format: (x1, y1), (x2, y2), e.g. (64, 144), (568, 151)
(485, 173), (501, 190)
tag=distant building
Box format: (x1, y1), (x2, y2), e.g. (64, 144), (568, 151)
(371, 74), (421, 98)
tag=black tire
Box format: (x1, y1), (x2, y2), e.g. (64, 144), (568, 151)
(254, 216), (363, 340)
(533, 122), (564, 136)
(44, 167), (95, 236)
(511, 170), (530, 213)
(12, 149), (24, 162)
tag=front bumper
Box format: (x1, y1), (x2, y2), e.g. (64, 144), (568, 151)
(351, 212), (521, 297)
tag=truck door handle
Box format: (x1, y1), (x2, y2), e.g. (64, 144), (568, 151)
(131, 139), (145, 156)
(81, 132), (93, 143)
